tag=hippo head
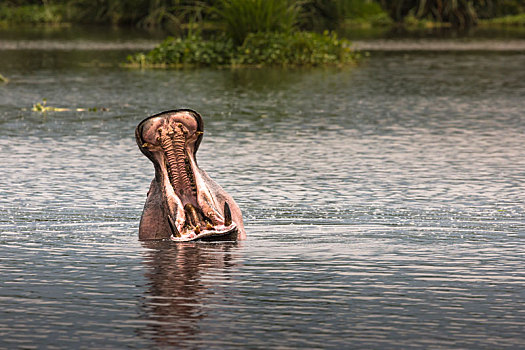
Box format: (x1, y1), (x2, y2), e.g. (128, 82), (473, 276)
(135, 109), (245, 241)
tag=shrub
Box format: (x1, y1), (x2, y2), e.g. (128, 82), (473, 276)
(0, 3), (64, 23)
(127, 31), (359, 68)
(300, 0), (389, 30)
(128, 34), (235, 67)
(235, 31), (357, 66)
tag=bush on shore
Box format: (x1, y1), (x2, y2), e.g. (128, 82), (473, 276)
(0, 3), (64, 24)
(129, 34), (235, 67)
(479, 13), (525, 26)
(127, 31), (359, 68)
(236, 31), (357, 66)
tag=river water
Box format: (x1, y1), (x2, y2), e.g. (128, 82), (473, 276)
(0, 28), (524, 348)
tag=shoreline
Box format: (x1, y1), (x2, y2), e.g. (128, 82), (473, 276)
(0, 40), (158, 51)
(352, 39), (525, 51)
(2, 39), (525, 52)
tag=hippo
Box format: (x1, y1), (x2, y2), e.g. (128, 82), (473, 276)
(135, 109), (246, 241)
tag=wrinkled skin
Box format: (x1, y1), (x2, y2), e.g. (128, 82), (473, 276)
(135, 109), (246, 241)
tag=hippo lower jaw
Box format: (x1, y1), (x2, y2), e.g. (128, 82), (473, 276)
(171, 222), (238, 242)
(136, 109), (245, 241)
(166, 180), (238, 241)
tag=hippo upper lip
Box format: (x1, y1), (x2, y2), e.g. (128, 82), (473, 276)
(136, 109), (204, 158)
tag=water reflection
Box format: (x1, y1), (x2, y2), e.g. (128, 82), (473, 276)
(138, 241), (242, 346)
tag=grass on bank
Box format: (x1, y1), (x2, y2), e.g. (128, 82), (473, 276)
(0, 3), (64, 24)
(392, 12), (525, 30)
(127, 31), (359, 68)
(479, 13), (525, 26)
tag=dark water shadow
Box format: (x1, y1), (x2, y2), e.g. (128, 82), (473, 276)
(137, 241), (242, 347)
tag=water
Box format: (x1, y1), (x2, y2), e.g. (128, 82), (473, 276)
(1, 30), (524, 348)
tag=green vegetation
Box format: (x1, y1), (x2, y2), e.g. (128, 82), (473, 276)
(301, 0), (391, 30)
(32, 99), (108, 113)
(126, 0), (360, 68)
(128, 31), (358, 67)
(129, 34), (235, 67)
(1, 1), (524, 30)
(32, 99), (69, 113)
(379, 0), (525, 28)
(0, 73), (9, 83)
(0, 2), (64, 24)
(211, 0), (298, 45)
(380, 0), (477, 28)
(2, 1), (525, 68)
(480, 13), (525, 26)
(237, 31), (356, 66)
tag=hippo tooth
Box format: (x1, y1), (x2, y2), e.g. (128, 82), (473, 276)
(184, 203), (201, 227)
(167, 214), (180, 237)
(224, 202), (232, 226)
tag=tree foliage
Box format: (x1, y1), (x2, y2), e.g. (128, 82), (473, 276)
(378, 0), (524, 28)
(1, 0), (524, 29)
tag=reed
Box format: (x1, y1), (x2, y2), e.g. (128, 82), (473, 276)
(300, 0), (388, 30)
(378, 0), (524, 28)
(0, 2), (64, 24)
(210, 0), (299, 45)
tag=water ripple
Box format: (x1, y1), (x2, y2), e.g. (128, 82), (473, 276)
(0, 50), (524, 348)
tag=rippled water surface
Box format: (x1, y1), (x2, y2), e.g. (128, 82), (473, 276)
(0, 39), (524, 348)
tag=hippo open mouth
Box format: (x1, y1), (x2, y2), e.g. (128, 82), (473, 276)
(135, 109), (245, 242)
